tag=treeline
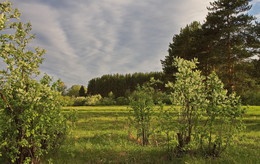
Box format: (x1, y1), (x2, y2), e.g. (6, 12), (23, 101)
(68, 0), (259, 105)
(87, 72), (165, 98)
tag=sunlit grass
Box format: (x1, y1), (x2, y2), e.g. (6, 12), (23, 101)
(43, 106), (260, 163)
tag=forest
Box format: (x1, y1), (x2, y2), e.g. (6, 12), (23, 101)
(65, 0), (260, 106)
(0, 0), (259, 163)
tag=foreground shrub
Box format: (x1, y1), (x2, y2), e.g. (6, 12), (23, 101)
(199, 73), (245, 156)
(0, 2), (67, 163)
(166, 58), (207, 151)
(165, 57), (244, 156)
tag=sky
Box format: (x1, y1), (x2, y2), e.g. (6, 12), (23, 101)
(5, 0), (260, 87)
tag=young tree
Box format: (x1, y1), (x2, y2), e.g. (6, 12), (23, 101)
(129, 84), (156, 146)
(199, 72), (245, 156)
(166, 57), (208, 151)
(66, 85), (81, 97)
(166, 57), (244, 156)
(0, 1), (67, 163)
(57, 80), (67, 96)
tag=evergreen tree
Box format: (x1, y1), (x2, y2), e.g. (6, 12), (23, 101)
(79, 85), (86, 97)
(161, 21), (203, 80)
(87, 72), (165, 98)
(203, 0), (257, 93)
(161, 0), (259, 96)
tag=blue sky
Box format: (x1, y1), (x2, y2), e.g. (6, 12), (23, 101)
(8, 0), (260, 87)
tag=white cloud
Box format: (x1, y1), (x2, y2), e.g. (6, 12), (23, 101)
(14, 1), (88, 84)
(9, 0), (257, 87)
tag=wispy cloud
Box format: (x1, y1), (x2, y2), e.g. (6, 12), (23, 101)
(8, 0), (259, 86)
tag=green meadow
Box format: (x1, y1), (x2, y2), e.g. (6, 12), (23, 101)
(45, 106), (260, 164)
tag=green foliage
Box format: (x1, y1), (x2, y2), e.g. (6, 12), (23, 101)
(66, 85), (81, 97)
(166, 57), (207, 151)
(62, 95), (103, 106)
(43, 106), (259, 164)
(64, 109), (78, 128)
(166, 57), (244, 156)
(99, 91), (116, 106)
(99, 97), (116, 106)
(108, 91), (115, 99)
(237, 59), (260, 105)
(87, 72), (165, 98)
(161, 0), (259, 96)
(0, 1), (67, 163)
(198, 73), (245, 156)
(203, 0), (258, 92)
(85, 94), (102, 106)
(61, 96), (74, 106)
(129, 84), (156, 146)
(73, 97), (87, 106)
(56, 80), (67, 96)
(241, 89), (260, 106)
(78, 85), (87, 97)
(155, 105), (176, 153)
(116, 97), (129, 105)
(161, 21), (203, 79)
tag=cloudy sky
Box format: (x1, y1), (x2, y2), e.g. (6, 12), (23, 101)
(9, 0), (260, 87)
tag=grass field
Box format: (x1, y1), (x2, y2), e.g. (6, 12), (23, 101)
(44, 106), (260, 164)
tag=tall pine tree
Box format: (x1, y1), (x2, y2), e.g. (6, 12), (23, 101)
(203, 0), (257, 93)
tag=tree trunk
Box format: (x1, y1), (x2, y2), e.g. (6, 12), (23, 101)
(177, 132), (184, 149)
(227, 14), (234, 94)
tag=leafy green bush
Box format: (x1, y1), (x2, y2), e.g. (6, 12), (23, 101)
(73, 97), (87, 106)
(199, 73), (245, 156)
(116, 97), (129, 105)
(85, 94), (102, 106)
(165, 57), (244, 156)
(61, 96), (74, 106)
(166, 58), (207, 151)
(67, 95), (103, 106)
(99, 97), (116, 106)
(129, 85), (156, 146)
(241, 89), (260, 105)
(0, 2), (67, 163)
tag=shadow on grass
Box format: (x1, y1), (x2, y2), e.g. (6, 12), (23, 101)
(44, 136), (260, 164)
(44, 142), (176, 164)
(244, 119), (260, 131)
(77, 112), (129, 118)
(75, 119), (127, 131)
(74, 133), (128, 145)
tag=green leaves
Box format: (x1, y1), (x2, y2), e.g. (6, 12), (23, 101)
(0, 1), (67, 163)
(129, 84), (156, 146)
(165, 57), (244, 155)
